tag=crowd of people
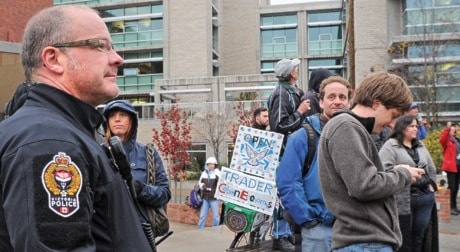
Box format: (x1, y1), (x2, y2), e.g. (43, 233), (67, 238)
(1, 4), (459, 252)
(267, 60), (453, 252)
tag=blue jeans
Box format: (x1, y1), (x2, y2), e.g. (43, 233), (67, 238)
(301, 223), (332, 252)
(410, 192), (435, 251)
(333, 243), (393, 252)
(197, 199), (220, 229)
(271, 207), (291, 239)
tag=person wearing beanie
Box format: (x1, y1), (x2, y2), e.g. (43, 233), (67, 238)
(302, 68), (333, 116)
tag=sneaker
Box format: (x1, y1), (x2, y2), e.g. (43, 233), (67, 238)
(272, 237), (295, 252)
(451, 209), (459, 216)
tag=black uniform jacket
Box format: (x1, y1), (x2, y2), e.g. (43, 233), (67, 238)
(0, 84), (151, 251)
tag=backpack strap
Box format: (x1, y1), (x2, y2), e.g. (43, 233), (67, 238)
(302, 122), (317, 178)
(146, 143), (156, 185)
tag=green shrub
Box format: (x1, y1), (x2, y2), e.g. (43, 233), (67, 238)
(185, 171), (201, 180)
(422, 129), (443, 174)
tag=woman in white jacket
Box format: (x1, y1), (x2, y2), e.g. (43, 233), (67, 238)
(197, 157), (221, 229)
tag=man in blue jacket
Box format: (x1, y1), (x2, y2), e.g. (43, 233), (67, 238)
(277, 76), (352, 251)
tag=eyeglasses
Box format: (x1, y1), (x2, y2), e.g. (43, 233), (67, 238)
(52, 38), (114, 52)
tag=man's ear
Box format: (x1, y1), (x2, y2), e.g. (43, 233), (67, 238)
(41, 46), (65, 74)
(372, 99), (382, 110)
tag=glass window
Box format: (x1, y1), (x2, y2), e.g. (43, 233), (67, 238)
(100, 4), (164, 48)
(405, 0), (460, 8)
(308, 11), (341, 23)
(187, 144), (207, 173)
(408, 44), (460, 58)
(261, 29), (297, 57)
(261, 14), (296, 26)
(261, 14), (298, 58)
(308, 58), (344, 76)
(307, 11), (343, 56)
(102, 8), (123, 18)
(308, 26), (342, 55)
(227, 143), (234, 166)
(403, 1), (460, 34)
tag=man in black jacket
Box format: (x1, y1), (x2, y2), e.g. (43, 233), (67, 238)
(268, 58), (310, 251)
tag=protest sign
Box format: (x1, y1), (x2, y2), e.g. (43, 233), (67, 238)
(216, 167), (277, 215)
(229, 125), (283, 180)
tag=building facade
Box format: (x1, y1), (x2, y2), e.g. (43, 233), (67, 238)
(2, 0), (460, 165)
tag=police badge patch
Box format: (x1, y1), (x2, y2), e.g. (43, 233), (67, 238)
(42, 152), (82, 217)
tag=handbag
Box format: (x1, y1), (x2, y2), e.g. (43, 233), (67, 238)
(189, 184), (203, 209)
(145, 143), (170, 237)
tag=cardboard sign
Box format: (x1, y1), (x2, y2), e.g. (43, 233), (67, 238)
(215, 167), (277, 215)
(229, 125), (283, 180)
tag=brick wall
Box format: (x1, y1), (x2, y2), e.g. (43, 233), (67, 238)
(167, 202), (223, 227)
(436, 188), (451, 223)
(0, 0), (52, 42)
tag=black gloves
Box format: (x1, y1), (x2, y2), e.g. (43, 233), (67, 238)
(134, 180), (145, 196)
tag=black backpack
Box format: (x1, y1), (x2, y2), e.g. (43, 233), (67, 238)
(279, 121), (318, 227)
(301, 122), (317, 178)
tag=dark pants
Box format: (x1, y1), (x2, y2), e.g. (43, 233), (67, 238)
(410, 192), (435, 252)
(398, 192), (436, 252)
(446, 171), (460, 209)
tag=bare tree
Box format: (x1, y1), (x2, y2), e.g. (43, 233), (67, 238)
(388, 0), (460, 126)
(194, 106), (231, 162)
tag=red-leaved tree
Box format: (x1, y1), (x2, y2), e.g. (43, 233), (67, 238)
(227, 102), (254, 143)
(152, 103), (192, 203)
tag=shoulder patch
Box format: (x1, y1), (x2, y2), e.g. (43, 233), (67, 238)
(41, 152), (82, 217)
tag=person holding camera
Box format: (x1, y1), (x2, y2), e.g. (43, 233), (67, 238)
(197, 157), (221, 229)
(379, 114), (438, 252)
(439, 121), (460, 216)
(0, 5), (153, 251)
(103, 100), (171, 234)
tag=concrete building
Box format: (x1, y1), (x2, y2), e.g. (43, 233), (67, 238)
(2, 0), (460, 165)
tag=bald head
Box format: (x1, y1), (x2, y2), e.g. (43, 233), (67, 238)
(21, 5), (98, 80)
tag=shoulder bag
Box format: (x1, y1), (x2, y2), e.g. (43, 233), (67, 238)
(145, 143), (170, 237)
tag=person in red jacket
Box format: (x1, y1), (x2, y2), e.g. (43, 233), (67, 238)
(439, 121), (460, 215)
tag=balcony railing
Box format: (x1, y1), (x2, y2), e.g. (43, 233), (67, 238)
(112, 100), (268, 121)
(116, 74), (163, 91)
(308, 40), (343, 56)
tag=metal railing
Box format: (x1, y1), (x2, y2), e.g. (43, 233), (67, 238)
(125, 100), (269, 120)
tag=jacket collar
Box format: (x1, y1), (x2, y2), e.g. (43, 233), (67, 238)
(333, 109), (375, 134)
(26, 83), (104, 135)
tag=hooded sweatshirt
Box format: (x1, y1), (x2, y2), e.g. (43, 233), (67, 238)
(302, 69), (333, 116)
(103, 100), (171, 210)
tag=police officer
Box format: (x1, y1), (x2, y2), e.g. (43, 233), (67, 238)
(0, 5), (151, 251)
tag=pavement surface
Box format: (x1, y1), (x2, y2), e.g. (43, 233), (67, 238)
(159, 214), (460, 252)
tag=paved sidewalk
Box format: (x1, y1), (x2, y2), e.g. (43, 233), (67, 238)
(159, 215), (460, 252)
(438, 214), (460, 252)
(159, 222), (236, 251)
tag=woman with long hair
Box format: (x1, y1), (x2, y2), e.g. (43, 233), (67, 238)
(379, 114), (438, 252)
